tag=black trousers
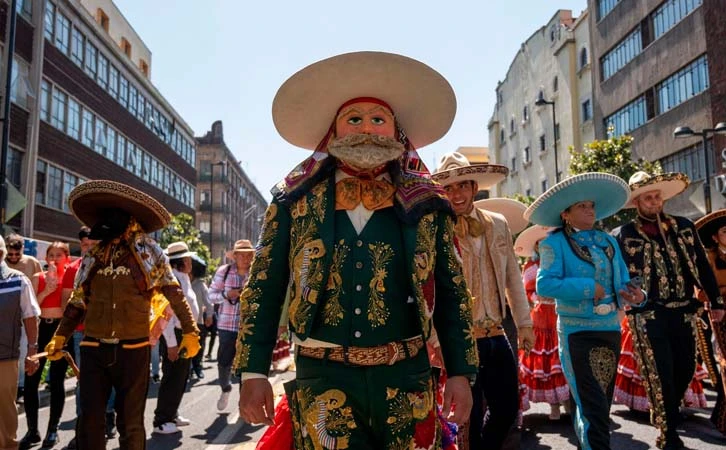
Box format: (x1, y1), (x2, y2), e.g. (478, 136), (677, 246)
(23, 319), (68, 433)
(630, 307), (696, 448)
(566, 330), (620, 450)
(153, 329), (191, 427)
(469, 335), (519, 450)
(77, 340), (150, 450)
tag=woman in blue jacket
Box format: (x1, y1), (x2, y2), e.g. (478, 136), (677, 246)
(524, 172), (645, 450)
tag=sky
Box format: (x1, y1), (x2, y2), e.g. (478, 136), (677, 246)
(115, 0), (588, 201)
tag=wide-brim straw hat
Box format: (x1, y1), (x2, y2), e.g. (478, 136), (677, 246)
(225, 239), (255, 260)
(431, 152), (508, 190)
(272, 51), (456, 150)
(474, 198), (528, 234)
(165, 241), (197, 260)
(68, 180), (170, 233)
(514, 225), (553, 258)
(695, 209), (726, 248)
(524, 173), (630, 227)
(624, 171), (689, 208)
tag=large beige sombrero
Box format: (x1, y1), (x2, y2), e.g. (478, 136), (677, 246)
(272, 51), (456, 150)
(695, 209), (726, 248)
(524, 173), (630, 227)
(624, 171), (689, 208)
(474, 198), (528, 234)
(514, 225), (553, 257)
(68, 180), (171, 232)
(431, 152), (509, 190)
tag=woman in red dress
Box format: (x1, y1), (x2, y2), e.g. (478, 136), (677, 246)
(516, 225), (571, 420)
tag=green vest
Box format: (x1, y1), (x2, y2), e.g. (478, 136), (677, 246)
(309, 209), (420, 346)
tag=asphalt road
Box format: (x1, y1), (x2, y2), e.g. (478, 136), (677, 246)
(16, 358), (726, 450)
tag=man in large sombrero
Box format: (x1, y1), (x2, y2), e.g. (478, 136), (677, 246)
(431, 151), (533, 449)
(613, 172), (724, 449)
(234, 51), (477, 449)
(43, 180), (200, 450)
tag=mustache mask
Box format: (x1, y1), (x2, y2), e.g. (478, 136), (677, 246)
(328, 133), (406, 171)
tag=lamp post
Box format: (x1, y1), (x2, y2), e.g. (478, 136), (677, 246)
(673, 122), (726, 214)
(0, 0), (19, 225)
(535, 91), (559, 183)
(209, 160), (226, 257)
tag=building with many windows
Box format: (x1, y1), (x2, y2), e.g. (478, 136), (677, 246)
(588, 0), (726, 216)
(196, 121), (267, 262)
(1, 0), (196, 248)
(488, 9), (594, 199)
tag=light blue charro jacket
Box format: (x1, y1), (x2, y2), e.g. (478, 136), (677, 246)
(536, 228), (632, 335)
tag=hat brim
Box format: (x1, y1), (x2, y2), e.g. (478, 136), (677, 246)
(272, 51), (456, 150)
(432, 164), (509, 190)
(524, 173), (630, 227)
(167, 250), (197, 260)
(625, 173), (689, 208)
(695, 209), (726, 248)
(68, 180), (171, 233)
(473, 198), (528, 234)
(514, 225), (553, 257)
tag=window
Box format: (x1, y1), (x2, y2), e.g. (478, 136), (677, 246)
(579, 47), (589, 69)
(108, 65), (119, 99)
(10, 58), (32, 109)
(522, 105), (529, 123)
(81, 108), (94, 147)
(523, 146), (531, 163)
(656, 55), (709, 113)
(151, 159), (160, 187)
(541, 178), (549, 193)
(539, 134), (546, 152)
(597, 0), (621, 20)
(200, 190), (210, 206)
(62, 173), (78, 212)
(106, 128), (116, 161)
(653, 0), (702, 40)
(200, 160), (211, 176)
(84, 42), (97, 78)
(70, 27), (84, 66)
(54, 13), (71, 54)
(35, 160), (47, 204)
(139, 59), (149, 77)
(40, 80), (51, 121)
(601, 25), (643, 80)
(582, 99), (593, 122)
(67, 98), (80, 139)
(96, 8), (110, 32)
(509, 118), (515, 135)
(128, 86), (138, 117)
(97, 54), (109, 89)
(553, 76), (559, 92)
(511, 156), (517, 173)
(6, 147), (23, 189)
(94, 119), (107, 154)
(51, 88), (67, 130)
(500, 129), (505, 144)
(143, 152), (152, 182)
(604, 96), (648, 136)
(199, 221), (210, 233)
(525, 188), (532, 197)
(660, 139), (715, 182)
(136, 93), (145, 121)
(47, 165), (63, 209)
(16, 0), (32, 19)
(554, 123), (560, 141)
(116, 135), (126, 166)
(126, 142), (137, 173)
(120, 38), (132, 57)
(44, 2), (55, 41)
(119, 76), (128, 108)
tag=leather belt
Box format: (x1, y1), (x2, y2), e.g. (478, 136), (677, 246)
(662, 300), (691, 309)
(41, 318), (61, 324)
(298, 336), (424, 366)
(473, 325), (506, 339)
(593, 302), (617, 316)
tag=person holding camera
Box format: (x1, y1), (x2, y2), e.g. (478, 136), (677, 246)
(613, 172), (724, 450)
(526, 173), (645, 450)
(208, 239), (254, 411)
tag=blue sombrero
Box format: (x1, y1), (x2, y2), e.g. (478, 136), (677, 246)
(524, 173), (630, 227)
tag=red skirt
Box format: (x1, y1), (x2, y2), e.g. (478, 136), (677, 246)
(519, 303), (570, 405)
(614, 317), (708, 411)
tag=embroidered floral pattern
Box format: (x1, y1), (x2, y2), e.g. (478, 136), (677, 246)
(589, 346), (616, 394)
(368, 242), (394, 327)
(323, 240), (349, 326)
(299, 388), (357, 450)
(385, 380), (438, 450)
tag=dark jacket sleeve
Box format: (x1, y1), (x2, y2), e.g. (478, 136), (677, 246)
(686, 218), (724, 309)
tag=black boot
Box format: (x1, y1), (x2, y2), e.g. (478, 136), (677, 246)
(19, 429), (41, 449)
(41, 429), (59, 448)
(106, 411), (117, 439)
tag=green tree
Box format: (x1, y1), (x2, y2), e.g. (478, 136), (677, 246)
(568, 134), (662, 231)
(159, 213), (219, 277)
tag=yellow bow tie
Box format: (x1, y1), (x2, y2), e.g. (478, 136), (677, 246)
(335, 177), (396, 211)
(454, 215), (485, 238)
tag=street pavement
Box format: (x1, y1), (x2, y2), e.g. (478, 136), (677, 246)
(17, 354), (726, 449)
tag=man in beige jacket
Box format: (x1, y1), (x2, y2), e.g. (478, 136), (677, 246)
(433, 151), (534, 450)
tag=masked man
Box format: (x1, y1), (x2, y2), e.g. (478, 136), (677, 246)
(613, 172), (724, 450)
(432, 152), (534, 449)
(44, 180), (200, 450)
(235, 51), (477, 449)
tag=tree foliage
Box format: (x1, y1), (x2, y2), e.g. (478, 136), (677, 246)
(568, 134), (663, 231)
(158, 213), (219, 277)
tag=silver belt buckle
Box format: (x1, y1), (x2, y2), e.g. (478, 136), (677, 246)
(594, 303), (614, 316)
(100, 338), (120, 344)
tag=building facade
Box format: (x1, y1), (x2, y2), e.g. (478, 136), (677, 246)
(488, 9), (594, 199)
(195, 121), (267, 262)
(1, 0), (196, 248)
(588, 0), (726, 217)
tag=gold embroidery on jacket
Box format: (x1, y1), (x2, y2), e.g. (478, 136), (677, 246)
(323, 240), (349, 326)
(299, 388), (356, 450)
(367, 242), (393, 327)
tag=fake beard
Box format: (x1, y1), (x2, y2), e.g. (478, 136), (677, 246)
(328, 133), (406, 171)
